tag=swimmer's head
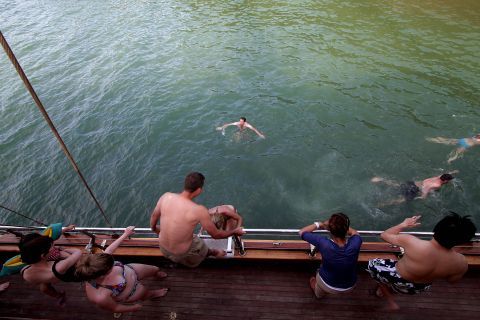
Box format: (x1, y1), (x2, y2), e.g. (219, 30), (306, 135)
(433, 212), (476, 249)
(184, 172), (205, 193)
(475, 134), (480, 139)
(240, 117), (246, 123)
(328, 212), (350, 238)
(440, 174), (454, 183)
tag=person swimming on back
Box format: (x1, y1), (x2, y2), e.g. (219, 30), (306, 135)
(216, 117), (265, 139)
(371, 173), (456, 206)
(426, 134), (480, 163)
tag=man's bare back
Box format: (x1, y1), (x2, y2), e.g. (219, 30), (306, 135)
(152, 192), (205, 255)
(150, 172), (246, 268)
(396, 236), (467, 283)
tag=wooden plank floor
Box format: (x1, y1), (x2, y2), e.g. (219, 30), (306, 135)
(0, 258), (479, 320)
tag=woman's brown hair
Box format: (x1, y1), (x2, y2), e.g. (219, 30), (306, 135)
(75, 253), (115, 281)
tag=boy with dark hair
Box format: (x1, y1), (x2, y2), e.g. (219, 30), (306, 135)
(367, 213), (476, 310)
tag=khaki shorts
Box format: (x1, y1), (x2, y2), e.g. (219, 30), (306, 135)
(314, 273), (355, 298)
(160, 235), (209, 268)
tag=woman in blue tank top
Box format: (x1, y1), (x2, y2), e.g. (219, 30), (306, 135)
(299, 213), (362, 298)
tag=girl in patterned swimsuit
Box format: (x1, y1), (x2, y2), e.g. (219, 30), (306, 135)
(75, 227), (168, 313)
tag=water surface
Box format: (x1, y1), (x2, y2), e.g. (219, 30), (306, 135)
(1, 0), (479, 231)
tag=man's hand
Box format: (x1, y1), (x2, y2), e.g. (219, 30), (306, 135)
(233, 227), (246, 236)
(401, 216), (421, 228)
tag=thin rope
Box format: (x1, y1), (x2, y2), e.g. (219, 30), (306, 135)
(0, 30), (112, 228)
(0, 204), (47, 226)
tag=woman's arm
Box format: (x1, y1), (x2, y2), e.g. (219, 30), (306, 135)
(53, 248), (83, 274)
(104, 226), (135, 255)
(86, 283), (142, 312)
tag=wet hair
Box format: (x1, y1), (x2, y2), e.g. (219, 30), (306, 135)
(184, 172), (205, 192)
(433, 212), (477, 249)
(240, 117), (246, 122)
(328, 213), (350, 238)
(75, 253), (115, 281)
(440, 174), (453, 182)
(19, 233), (53, 264)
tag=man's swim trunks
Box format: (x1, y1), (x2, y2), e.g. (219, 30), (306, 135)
(400, 181), (421, 201)
(159, 235), (209, 268)
(367, 258), (431, 295)
(458, 138), (471, 149)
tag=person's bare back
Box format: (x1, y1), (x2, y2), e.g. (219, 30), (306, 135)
(396, 236), (467, 283)
(152, 192), (205, 255)
(150, 172), (246, 268)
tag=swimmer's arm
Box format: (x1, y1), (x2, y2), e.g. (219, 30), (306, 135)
(245, 123), (265, 138)
(104, 226), (135, 254)
(381, 215), (421, 246)
(200, 208), (245, 238)
(216, 122), (238, 131)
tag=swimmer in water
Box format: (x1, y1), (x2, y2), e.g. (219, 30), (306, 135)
(426, 134), (480, 163)
(371, 172), (457, 207)
(216, 117), (265, 139)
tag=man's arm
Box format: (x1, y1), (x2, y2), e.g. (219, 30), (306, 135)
(150, 197), (163, 234)
(381, 215), (421, 246)
(245, 123), (265, 138)
(104, 226), (135, 255)
(216, 122), (238, 131)
(447, 258), (468, 283)
(199, 208), (245, 239)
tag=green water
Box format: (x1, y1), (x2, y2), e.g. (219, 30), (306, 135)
(1, 0), (479, 231)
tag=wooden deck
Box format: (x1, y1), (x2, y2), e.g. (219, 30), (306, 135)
(1, 258), (479, 320)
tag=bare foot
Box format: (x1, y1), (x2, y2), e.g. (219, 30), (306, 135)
(371, 177), (383, 183)
(0, 282), (10, 292)
(156, 271), (168, 279)
(208, 249), (226, 257)
(149, 288), (169, 300)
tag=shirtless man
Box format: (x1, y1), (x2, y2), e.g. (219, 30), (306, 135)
(427, 134), (480, 163)
(216, 117), (265, 139)
(367, 213), (476, 310)
(150, 172), (245, 268)
(371, 172), (456, 206)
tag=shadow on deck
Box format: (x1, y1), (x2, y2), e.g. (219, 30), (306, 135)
(0, 258), (479, 320)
